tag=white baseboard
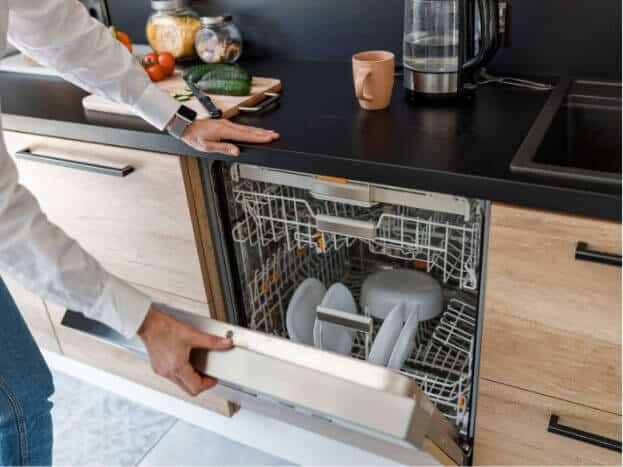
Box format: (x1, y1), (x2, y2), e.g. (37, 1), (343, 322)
(43, 350), (394, 466)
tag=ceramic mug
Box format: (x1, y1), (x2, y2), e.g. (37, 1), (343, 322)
(352, 51), (395, 110)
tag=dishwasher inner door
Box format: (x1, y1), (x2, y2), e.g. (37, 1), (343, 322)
(61, 306), (465, 466)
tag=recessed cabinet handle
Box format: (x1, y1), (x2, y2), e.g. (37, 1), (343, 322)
(548, 414), (622, 452)
(575, 242), (622, 268)
(15, 149), (134, 177)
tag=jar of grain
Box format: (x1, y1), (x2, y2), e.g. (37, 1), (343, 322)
(146, 0), (201, 61)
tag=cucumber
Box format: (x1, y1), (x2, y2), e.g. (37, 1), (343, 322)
(196, 78), (251, 96)
(183, 64), (250, 83)
(200, 68), (250, 82)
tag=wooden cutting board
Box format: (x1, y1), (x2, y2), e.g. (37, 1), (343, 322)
(82, 72), (281, 119)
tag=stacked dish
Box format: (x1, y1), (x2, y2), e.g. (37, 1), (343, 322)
(286, 269), (443, 370)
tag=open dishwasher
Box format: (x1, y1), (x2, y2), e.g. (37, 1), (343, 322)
(199, 161), (489, 465)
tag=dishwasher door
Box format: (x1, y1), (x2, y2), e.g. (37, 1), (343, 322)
(62, 307), (465, 466)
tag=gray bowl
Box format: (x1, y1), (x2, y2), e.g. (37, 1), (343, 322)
(360, 269), (443, 321)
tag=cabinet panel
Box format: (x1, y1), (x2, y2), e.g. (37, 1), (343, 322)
(3, 276), (61, 353)
(482, 203), (621, 413)
(474, 379), (622, 466)
(3, 131), (208, 303)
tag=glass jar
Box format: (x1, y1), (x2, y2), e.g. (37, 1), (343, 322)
(195, 15), (243, 64)
(146, 0), (201, 61)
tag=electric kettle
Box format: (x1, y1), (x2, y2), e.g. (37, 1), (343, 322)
(403, 0), (500, 98)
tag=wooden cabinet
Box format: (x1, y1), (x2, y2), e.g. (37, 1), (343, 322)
(474, 380), (621, 466)
(3, 131), (209, 303)
(2, 131), (230, 414)
(475, 203), (622, 465)
(2, 276), (61, 353)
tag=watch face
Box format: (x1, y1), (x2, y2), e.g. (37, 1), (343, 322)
(178, 105), (197, 121)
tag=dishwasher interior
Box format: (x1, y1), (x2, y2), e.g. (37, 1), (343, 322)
(218, 162), (486, 436)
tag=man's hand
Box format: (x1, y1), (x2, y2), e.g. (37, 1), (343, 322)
(181, 118), (279, 156)
(137, 306), (233, 396)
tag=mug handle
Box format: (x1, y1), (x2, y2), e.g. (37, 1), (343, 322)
(355, 69), (373, 101)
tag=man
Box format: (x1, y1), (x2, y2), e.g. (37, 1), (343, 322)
(0, 1), (279, 465)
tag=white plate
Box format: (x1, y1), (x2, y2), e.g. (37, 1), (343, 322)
(360, 269), (443, 321)
(313, 283), (357, 355)
(368, 303), (407, 367)
(286, 278), (327, 345)
(388, 306), (420, 370)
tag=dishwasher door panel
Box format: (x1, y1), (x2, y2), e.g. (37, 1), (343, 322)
(61, 307), (464, 465)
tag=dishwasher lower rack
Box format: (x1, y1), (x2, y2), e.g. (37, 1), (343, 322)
(229, 166), (483, 291)
(236, 243), (476, 427)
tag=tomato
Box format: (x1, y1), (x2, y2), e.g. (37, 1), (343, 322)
(142, 52), (158, 67)
(157, 52), (176, 76)
(145, 64), (166, 82)
(142, 52), (175, 78)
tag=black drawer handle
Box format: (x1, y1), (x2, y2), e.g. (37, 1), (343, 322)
(575, 242), (622, 268)
(548, 414), (622, 452)
(16, 149), (134, 177)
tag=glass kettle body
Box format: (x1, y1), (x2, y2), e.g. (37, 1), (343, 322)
(403, 0), (499, 97)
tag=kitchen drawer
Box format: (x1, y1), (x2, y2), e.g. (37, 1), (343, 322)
(3, 131), (208, 303)
(46, 299), (236, 417)
(481, 203), (621, 413)
(3, 276), (61, 353)
(474, 379), (622, 466)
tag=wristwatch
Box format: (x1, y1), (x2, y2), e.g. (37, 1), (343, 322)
(167, 105), (197, 140)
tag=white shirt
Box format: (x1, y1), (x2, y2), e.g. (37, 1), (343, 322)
(0, 0), (181, 338)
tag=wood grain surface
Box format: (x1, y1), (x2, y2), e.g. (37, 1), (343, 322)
(481, 203), (622, 414)
(474, 379), (622, 466)
(82, 74), (282, 120)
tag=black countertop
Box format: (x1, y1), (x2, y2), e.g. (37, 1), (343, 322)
(0, 60), (620, 220)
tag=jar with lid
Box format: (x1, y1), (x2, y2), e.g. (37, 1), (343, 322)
(146, 0), (201, 61)
(195, 15), (243, 64)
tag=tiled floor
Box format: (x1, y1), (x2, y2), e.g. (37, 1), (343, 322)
(51, 370), (290, 466)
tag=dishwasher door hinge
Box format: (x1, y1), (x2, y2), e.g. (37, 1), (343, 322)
(459, 437), (473, 466)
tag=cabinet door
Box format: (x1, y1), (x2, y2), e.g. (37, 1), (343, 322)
(3, 276), (61, 353)
(3, 131), (208, 303)
(474, 379), (622, 466)
(60, 306), (464, 466)
(481, 204), (621, 414)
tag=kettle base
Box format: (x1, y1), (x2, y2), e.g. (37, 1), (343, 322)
(403, 69), (478, 100)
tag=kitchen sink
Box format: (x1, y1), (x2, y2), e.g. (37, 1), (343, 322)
(511, 78), (621, 193)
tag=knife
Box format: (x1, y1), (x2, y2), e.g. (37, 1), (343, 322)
(186, 80), (223, 119)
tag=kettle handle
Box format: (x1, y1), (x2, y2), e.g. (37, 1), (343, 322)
(462, 0), (499, 70)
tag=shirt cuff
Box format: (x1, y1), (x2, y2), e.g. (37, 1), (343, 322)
(90, 276), (153, 338)
(133, 83), (181, 131)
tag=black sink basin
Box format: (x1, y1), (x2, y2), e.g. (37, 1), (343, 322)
(511, 79), (621, 194)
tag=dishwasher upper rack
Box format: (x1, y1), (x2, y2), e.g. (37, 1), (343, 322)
(231, 177), (482, 291)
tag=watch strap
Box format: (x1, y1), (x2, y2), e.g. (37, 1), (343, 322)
(167, 105), (197, 139)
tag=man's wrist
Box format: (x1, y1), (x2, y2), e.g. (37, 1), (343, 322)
(167, 105), (198, 140)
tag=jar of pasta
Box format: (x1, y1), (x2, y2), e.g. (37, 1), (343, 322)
(146, 0), (201, 61)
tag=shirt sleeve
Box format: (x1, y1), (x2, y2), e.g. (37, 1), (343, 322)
(0, 0), (184, 337)
(0, 137), (152, 338)
(7, 0), (180, 130)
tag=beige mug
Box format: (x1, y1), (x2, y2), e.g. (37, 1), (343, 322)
(352, 51), (395, 110)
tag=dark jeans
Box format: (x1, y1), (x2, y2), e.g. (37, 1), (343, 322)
(0, 277), (54, 466)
